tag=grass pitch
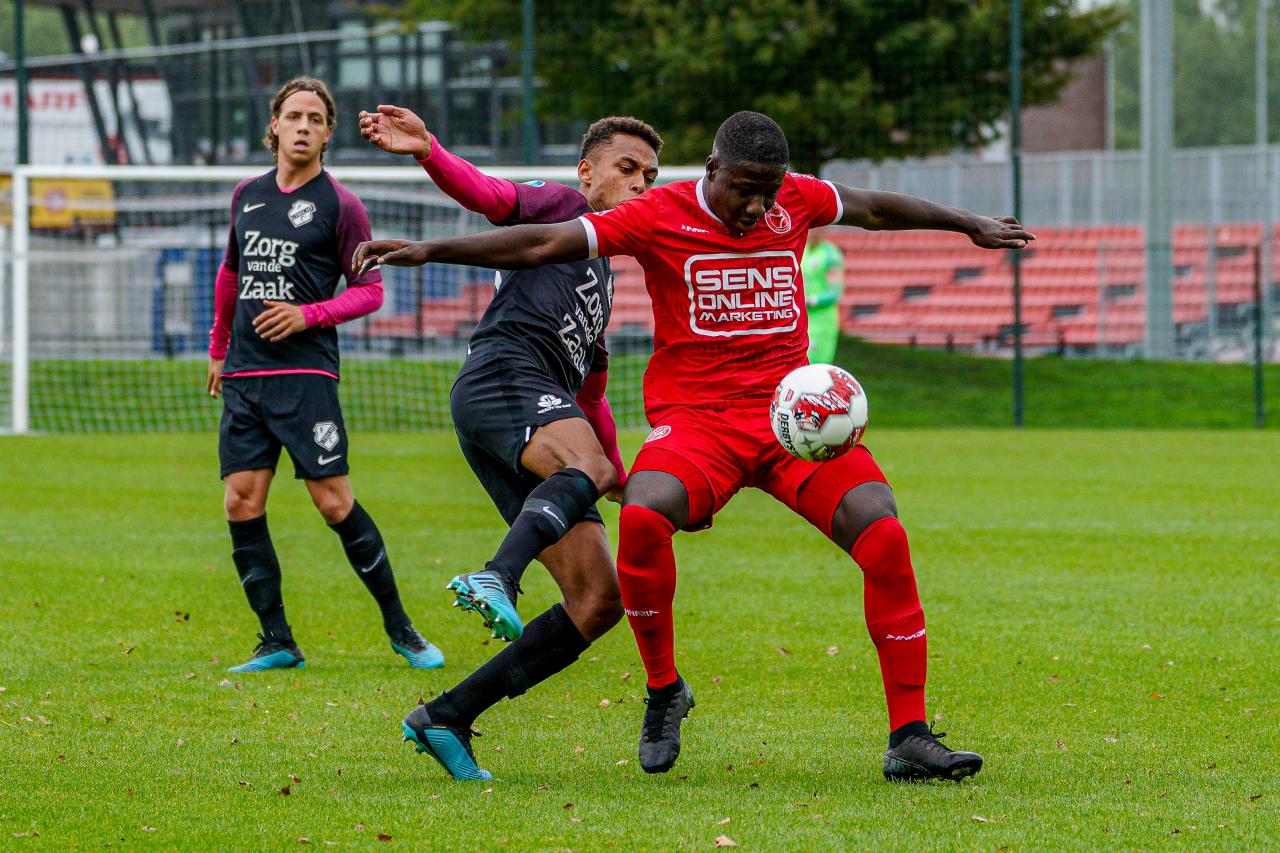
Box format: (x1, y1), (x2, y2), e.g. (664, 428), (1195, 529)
(1, 430), (1277, 849)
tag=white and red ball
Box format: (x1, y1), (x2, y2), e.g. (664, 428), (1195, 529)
(769, 364), (868, 462)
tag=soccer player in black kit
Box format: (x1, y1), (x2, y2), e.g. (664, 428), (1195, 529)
(207, 78), (442, 672)
(357, 104), (661, 779)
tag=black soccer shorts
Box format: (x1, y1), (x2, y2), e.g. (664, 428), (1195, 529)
(449, 352), (603, 527)
(218, 373), (350, 481)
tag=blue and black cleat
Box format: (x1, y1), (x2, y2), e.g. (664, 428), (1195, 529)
(390, 625), (445, 669)
(446, 570), (523, 642)
(227, 633), (305, 672)
(401, 704), (493, 781)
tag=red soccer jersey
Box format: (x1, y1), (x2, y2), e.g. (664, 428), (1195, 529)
(579, 173), (842, 421)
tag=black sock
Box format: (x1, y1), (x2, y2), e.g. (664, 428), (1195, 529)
(889, 720), (930, 748)
(488, 468), (600, 587)
(427, 603), (590, 728)
(330, 501), (410, 635)
(229, 515), (291, 643)
(646, 675), (684, 699)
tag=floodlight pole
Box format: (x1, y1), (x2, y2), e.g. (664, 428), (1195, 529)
(1010, 0), (1025, 427)
(16, 0), (30, 166)
(520, 0), (536, 164)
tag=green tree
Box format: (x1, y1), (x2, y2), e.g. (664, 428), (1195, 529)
(397, 0), (1122, 169)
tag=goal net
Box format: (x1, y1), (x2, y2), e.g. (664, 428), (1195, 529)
(0, 163), (701, 435)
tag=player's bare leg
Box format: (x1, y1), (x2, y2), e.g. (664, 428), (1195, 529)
(304, 474), (443, 669)
(223, 468), (305, 671)
(405, 521), (619, 780)
(827, 481), (982, 781)
(617, 470), (696, 773)
(448, 417), (617, 642)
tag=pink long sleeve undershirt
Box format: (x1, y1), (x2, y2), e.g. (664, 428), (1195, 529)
(416, 133), (519, 223)
(208, 263), (384, 359)
(575, 369), (628, 489)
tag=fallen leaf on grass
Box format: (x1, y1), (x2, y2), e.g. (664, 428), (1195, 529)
(1150, 692), (1166, 700)
(615, 759), (628, 766)
(537, 785), (551, 792)
(620, 671), (631, 681)
(291, 775), (301, 783)
(776, 648), (790, 656)
(141, 826), (157, 832)
(574, 745), (585, 754)
(599, 699), (611, 707)
(377, 833), (392, 841)
(218, 679), (235, 689)
(717, 817), (730, 825)
(296, 837), (310, 844)
(238, 781), (252, 787)
(176, 738), (184, 748)
(564, 803), (575, 810)
(280, 785), (291, 796)
(1056, 741), (1067, 750)
(714, 835), (738, 847)
(1104, 737), (1118, 743)
(826, 646), (840, 656)
(711, 676), (723, 684)
(1250, 793), (1264, 801)
(972, 815), (993, 823)
(569, 817), (582, 824)
(354, 824), (364, 831)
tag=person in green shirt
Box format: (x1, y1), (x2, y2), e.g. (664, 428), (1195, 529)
(801, 228), (846, 364)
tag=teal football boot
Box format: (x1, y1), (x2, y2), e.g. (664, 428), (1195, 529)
(401, 705), (493, 781)
(446, 570), (523, 642)
(227, 634), (305, 672)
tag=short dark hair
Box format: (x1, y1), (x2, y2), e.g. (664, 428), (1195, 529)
(264, 77), (336, 159)
(712, 111), (789, 169)
(579, 116), (664, 162)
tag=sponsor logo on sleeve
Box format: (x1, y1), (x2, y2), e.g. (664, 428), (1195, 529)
(537, 394), (571, 414)
(683, 251), (800, 338)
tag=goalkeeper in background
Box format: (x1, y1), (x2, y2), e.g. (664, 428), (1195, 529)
(801, 228), (845, 364)
(207, 78), (443, 673)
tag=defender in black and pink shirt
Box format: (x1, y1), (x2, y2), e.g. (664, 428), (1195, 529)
(357, 105), (663, 781)
(208, 78), (442, 674)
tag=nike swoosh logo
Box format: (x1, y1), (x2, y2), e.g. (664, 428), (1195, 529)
(243, 202), (266, 212)
(541, 505), (567, 530)
(317, 453), (342, 465)
(358, 549), (386, 574)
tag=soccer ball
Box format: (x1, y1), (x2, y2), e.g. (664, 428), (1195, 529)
(770, 364), (868, 462)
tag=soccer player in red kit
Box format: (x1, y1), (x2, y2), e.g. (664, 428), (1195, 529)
(355, 111), (1034, 781)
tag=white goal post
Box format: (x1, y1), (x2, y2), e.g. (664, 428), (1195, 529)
(1, 163), (704, 435)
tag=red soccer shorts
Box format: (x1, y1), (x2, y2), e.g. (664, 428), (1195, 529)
(630, 403), (888, 538)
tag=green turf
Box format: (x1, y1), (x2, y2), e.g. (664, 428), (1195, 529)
(11, 338), (1280, 432)
(1, 430), (1277, 848)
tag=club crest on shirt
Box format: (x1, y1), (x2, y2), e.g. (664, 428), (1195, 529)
(313, 421), (339, 451)
(288, 199), (316, 227)
(765, 204), (792, 234)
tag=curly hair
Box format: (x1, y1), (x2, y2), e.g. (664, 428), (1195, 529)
(263, 77), (336, 159)
(712, 111), (789, 169)
(579, 116), (664, 162)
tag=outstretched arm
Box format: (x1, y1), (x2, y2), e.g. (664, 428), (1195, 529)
(353, 220), (591, 275)
(359, 104), (518, 222)
(833, 184), (1035, 249)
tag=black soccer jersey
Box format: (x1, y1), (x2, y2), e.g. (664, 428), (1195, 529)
(467, 181), (612, 392)
(221, 168), (379, 378)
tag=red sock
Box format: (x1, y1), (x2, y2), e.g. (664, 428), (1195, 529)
(617, 504), (679, 688)
(851, 516), (927, 731)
